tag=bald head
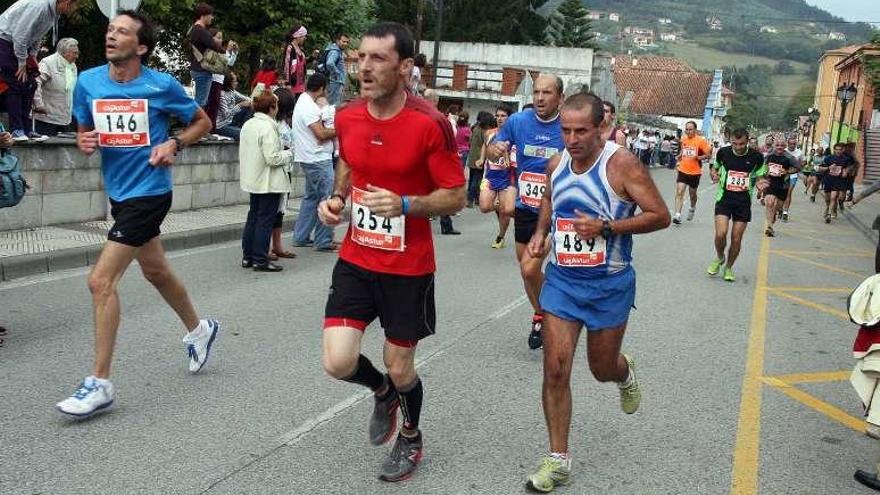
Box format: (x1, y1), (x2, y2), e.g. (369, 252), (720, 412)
(532, 74), (564, 120)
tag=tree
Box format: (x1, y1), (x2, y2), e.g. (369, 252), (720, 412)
(865, 30), (880, 110)
(1, 0), (373, 82)
(543, 0), (596, 49)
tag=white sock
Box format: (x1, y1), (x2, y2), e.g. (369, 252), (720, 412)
(186, 320), (207, 338)
(550, 452), (571, 467)
(90, 376), (111, 385)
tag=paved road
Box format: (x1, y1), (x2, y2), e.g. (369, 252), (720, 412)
(1, 168), (878, 494)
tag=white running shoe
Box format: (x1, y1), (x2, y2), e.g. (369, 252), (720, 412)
(686, 208), (695, 221)
(56, 376), (114, 418)
(183, 319), (220, 373)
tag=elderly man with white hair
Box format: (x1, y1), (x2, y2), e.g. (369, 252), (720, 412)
(33, 37), (78, 136)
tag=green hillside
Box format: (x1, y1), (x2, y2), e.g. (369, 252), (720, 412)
(667, 42), (809, 73)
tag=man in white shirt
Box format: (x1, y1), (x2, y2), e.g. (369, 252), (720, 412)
(780, 135), (804, 222)
(292, 73), (338, 251)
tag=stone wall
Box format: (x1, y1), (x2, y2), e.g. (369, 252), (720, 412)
(0, 139), (305, 231)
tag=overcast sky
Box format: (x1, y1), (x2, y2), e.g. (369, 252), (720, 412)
(804, 0), (878, 23)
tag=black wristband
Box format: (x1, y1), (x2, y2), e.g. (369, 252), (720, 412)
(171, 136), (184, 155)
(330, 193), (346, 204)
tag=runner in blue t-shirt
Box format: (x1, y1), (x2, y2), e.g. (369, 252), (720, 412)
(487, 74), (564, 350)
(56, 11), (220, 419)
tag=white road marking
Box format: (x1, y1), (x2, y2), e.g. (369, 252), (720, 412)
(200, 295), (528, 493)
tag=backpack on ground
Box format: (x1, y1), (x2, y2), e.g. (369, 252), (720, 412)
(0, 123), (27, 208)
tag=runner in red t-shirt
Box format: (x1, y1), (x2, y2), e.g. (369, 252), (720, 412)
(316, 22), (465, 482)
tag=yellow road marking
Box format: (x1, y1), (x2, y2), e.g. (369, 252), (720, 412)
(770, 249), (874, 258)
(765, 370), (851, 384)
(773, 251), (870, 279)
(730, 235), (771, 495)
(761, 377), (863, 433)
(777, 230), (873, 254)
(765, 286), (851, 293)
(768, 289), (851, 321)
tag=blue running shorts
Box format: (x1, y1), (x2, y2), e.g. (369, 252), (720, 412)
(539, 263), (636, 331)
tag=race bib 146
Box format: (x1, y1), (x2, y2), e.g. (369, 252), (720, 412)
(93, 99), (151, 148)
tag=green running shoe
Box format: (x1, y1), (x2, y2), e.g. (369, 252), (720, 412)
(723, 267), (735, 282)
(707, 258), (724, 276)
(526, 455), (571, 493)
(619, 354), (641, 414)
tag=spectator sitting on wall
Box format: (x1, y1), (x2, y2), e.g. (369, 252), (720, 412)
(33, 37), (78, 136)
(0, 0), (79, 142)
(216, 71), (251, 140)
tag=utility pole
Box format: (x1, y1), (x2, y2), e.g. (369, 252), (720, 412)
(430, 0), (444, 88)
(415, 0), (426, 54)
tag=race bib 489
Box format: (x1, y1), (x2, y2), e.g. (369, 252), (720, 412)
(554, 218), (606, 267)
(93, 99), (151, 148)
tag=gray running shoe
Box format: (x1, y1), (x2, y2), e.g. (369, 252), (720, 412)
(369, 386), (400, 445)
(379, 433), (423, 482)
(686, 208), (695, 221)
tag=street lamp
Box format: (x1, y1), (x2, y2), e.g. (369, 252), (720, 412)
(808, 107), (820, 153)
(835, 83), (857, 145)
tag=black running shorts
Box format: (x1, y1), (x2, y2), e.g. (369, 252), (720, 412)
(324, 259), (436, 346)
(676, 171), (701, 189)
(715, 198), (751, 223)
(514, 207), (539, 244)
(766, 186), (788, 202)
(107, 192), (172, 247)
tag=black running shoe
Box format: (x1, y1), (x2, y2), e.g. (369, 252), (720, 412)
(528, 315), (544, 350)
(369, 385), (400, 445)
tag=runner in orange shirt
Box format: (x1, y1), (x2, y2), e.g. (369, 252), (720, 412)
(672, 121), (712, 225)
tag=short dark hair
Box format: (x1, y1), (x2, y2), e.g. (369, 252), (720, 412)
(414, 53), (427, 68)
(834, 143), (844, 149)
(603, 100), (616, 114)
(731, 128), (749, 139)
(306, 73), (327, 92)
(221, 71), (236, 91)
(363, 22), (414, 61)
(685, 120), (697, 129)
(335, 32), (348, 42)
(261, 56), (276, 71)
(193, 2), (213, 20)
(117, 10), (156, 64)
(476, 110), (495, 129)
(561, 91), (604, 127)
(253, 92), (277, 114)
(274, 87), (295, 122)
(495, 104), (512, 116)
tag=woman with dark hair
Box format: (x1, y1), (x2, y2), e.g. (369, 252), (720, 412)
(269, 87), (297, 260)
(216, 72), (252, 140)
(479, 106), (516, 248)
(251, 56), (278, 90)
(409, 53), (427, 95)
(283, 23), (310, 96)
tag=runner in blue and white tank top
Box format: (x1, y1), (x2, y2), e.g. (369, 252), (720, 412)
(547, 143), (636, 279)
(524, 92), (670, 494)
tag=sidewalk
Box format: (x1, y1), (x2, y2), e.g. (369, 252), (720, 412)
(0, 199), (301, 282)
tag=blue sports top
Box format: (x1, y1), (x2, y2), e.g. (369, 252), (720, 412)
(72, 65), (199, 202)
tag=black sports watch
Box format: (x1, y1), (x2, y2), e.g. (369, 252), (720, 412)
(171, 136), (185, 155)
(601, 219), (613, 239)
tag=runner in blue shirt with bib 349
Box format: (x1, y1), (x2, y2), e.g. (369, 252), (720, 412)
(488, 74), (564, 350)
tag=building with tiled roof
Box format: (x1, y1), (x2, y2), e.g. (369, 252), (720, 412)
(612, 56), (730, 139)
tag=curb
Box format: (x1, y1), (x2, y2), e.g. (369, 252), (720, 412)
(0, 218), (295, 283)
(842, 208), (879, 247)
